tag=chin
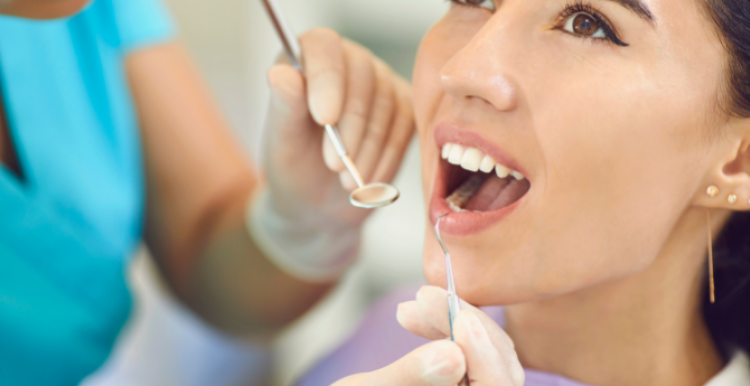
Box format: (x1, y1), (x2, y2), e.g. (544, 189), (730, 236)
(421, 225), (618, 307)
(422, 234), (535, 307)
(1, 0), (90, 19)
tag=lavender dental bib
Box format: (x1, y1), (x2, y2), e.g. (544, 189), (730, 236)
(298, 286), (750, 386)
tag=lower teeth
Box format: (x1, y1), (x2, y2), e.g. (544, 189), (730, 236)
(446, 174), (487, 211)
(448, 200), (466, 212)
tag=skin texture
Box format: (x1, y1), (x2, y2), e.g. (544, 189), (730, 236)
(0, 0), (90, 19)
(310, 0), (750, 385)
(328, 0), (750, 382)
(410, 0), (750, 385)
(127, 44), (327, 332)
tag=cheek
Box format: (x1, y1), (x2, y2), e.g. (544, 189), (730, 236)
(413, 30), (447, 137)
(414, 25), (450, 205)
(524, 64), (715, 295)
(414, 20), (479, 202)
(413, 17), (478, 136)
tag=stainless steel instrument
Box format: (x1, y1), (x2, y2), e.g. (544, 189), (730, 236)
(260, 0), (400, 209)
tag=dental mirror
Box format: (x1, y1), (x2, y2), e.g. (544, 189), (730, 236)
(260, 0), (401, 209)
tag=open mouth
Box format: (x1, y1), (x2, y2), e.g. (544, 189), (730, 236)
(441, 142), (531, 213)
(429, 124), (532, 235)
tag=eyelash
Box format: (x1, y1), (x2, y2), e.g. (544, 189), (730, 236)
(448, 0), (629, 47)
(556, 1), (629, 47)
(447, 0), (495, 12)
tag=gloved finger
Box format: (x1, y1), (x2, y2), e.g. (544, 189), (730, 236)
(299, 28), (346, 126)
(369, 73), (416, 185)
(339, 58), (396, 190)
(413, 286), (520, 355)
(397, 301), (448, 341)
(322, 40), (377, 175)
(266, 63), (315, 147)
(414, 285), (479, 338)
(331, 340), (466, 386)
(453, 310), (525, 386)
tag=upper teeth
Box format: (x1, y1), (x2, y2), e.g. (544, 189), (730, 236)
(441, 143), (525, 180)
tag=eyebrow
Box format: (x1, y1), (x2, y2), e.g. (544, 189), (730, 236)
(605, 0), (656, 25)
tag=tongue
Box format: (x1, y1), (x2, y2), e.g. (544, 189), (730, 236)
(464, 174), (530, 212)
(445, 174), (488, 210)
(462, 175), (508, 211)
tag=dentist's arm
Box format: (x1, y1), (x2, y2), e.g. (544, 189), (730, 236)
(129, 42), (321, 334)
(127, 31), (413, 335)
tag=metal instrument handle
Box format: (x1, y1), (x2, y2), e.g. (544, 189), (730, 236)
(436, 214), (471, 386)
(260, 0), (302, 69)
(261, 0), (365, 189)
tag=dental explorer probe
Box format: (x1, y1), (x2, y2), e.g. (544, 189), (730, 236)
(260, 0), (400, 209)
(436, 213), (471, 386)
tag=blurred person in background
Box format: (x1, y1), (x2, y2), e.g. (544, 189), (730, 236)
(0, 0), (413, 384)
(272, 0), (750, 384)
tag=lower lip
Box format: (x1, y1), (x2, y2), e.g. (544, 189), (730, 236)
(429, 161), (524, 236)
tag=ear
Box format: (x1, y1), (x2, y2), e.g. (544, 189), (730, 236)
(694, 130), (750, 210)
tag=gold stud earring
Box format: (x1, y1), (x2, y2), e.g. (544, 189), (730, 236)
(728, 194), (738, 204)
(707, 185), (720, 198)
(706, 210), (716, 304)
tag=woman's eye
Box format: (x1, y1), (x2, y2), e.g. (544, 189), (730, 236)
(563, 12), (607, 39)
(451, 0), (496, 11)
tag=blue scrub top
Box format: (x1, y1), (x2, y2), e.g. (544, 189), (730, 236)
(0, 0), (173, 384)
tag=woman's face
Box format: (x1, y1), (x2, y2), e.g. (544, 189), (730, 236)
(0, 0), (89, 19)
(416, 0), (729, 305)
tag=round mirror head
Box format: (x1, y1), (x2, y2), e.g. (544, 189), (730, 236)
(349, 183), (400, 209)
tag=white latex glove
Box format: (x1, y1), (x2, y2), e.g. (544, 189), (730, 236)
(249, 28), (414, 282)
(333, 286), (526, 386)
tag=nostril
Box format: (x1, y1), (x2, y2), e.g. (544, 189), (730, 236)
(440, 68), (519, 112)
(465, 94), (501, 109)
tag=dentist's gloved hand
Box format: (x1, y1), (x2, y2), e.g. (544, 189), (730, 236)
(332, 286), (526, 386)
(248, 28), (414, 282)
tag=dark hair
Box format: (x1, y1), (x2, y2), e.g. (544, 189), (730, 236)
(705, 213), (750, 358)
(702, 0), (750, 359)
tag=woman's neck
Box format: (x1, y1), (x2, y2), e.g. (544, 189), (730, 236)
(505, 208), (727, 386)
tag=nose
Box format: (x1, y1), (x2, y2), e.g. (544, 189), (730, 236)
(440, 17), (520, 113)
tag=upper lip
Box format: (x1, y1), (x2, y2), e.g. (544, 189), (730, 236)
(429, 122), (530, 236)
(434, 122), (528, 179)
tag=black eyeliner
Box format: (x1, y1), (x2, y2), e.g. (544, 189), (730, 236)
(449, 0), (629, 47)
(559, 1), (629, 47)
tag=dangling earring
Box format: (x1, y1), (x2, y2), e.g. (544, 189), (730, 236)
(705, 210), (715, 304)
(704, 185), (719, 304)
